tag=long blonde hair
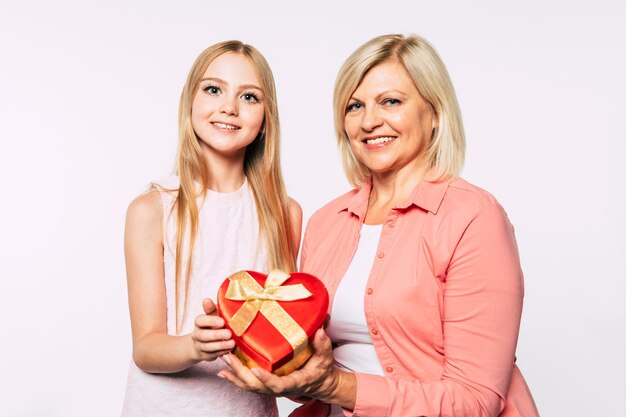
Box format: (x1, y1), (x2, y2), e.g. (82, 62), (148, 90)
(174, 41), (296, 329)
(334, 34), (466, 186)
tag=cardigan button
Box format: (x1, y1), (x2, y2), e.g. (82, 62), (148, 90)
(366, 288), (373, 295)
(386, 366), (394, 373)
(387, 220), (395, 228)
(371, 327), (378, 335)
(377, 251), (385, 258)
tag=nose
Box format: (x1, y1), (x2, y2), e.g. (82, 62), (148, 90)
(361, 106), (382, 132)
(218, 94), (238, 116)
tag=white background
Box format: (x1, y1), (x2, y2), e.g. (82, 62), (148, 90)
(1, 1), (625, 416)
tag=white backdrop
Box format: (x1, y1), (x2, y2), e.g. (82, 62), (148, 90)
(1, 1), (625, 416)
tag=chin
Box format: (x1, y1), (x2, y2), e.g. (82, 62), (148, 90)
(363, 159), (397, 173)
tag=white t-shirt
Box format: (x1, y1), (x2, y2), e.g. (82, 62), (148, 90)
(326, 224), (385, 416)
(326, 223), (385, 375)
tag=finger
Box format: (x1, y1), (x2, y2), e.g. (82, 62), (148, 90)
(312, 328), (332, 356)
(251, 367), (293, 394)
(195, 314), (225, 329)
(211, 348), (234, 357)
(250, 367), (275, 382)
(198, 339), (235, 353)
(222, 354), (269, 392)
(203, 298), (218, 315)
(198, 348), (233, 361)
(194, 328), (232, 343)
(218, 369), (249, 390)
(223, 353), (255, 375)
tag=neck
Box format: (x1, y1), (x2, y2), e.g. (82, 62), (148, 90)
(369, 160), (429, 208)
(199, 144), (247, 192)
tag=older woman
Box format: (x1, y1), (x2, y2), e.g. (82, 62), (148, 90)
(220, 34), (539, 417)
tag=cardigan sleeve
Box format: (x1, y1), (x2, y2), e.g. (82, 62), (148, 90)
(348, 199), (524, 417)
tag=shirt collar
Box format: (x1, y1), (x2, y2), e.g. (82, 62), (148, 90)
(398, 179), (450, 213)
(341, 177), (451, 219)
(342, 180), (372, 219)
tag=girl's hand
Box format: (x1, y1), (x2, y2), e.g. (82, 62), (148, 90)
(190, 299), (235, 362)
(218, 329), (349, 404)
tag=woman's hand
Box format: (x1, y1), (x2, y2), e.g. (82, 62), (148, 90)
(190, 299), (236, 362)
(218, 329), (356, 408)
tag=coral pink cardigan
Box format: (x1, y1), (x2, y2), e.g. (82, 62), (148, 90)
(297, 178), (539, 417)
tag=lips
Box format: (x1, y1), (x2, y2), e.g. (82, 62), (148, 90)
(363, 136), (396, 145)
(211, 121), (240, 130)
(361, 135), (398, 149)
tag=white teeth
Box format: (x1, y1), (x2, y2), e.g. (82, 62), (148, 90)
(212, 122), (239, 130)
(366, 136), (395, 145)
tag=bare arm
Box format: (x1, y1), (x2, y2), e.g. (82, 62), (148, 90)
(288, 197), (303, 257)
(125, 191), (234, 373)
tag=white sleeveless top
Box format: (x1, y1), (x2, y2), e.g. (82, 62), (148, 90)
(121, 175), (277, 417)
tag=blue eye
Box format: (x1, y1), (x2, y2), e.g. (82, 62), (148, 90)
(241, 92), (259, 103)
(204, 85), (221, 95)
(346, 102), (363, 112)
(383, 98), (401, 105)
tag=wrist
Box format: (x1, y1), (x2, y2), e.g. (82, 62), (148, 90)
(186, 334), (201, 362)
(319, 368), (356, 410)
(315, 367), (343, 403)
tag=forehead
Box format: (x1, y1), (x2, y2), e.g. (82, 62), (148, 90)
(352, 60), (417, 97)
(202, 52), (261, 86)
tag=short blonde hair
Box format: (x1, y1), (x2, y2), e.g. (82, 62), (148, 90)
(333, 34), (466, 186)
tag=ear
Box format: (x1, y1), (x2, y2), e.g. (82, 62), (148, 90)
(430, 109), (439, 139)
(431, 108), (439, 130)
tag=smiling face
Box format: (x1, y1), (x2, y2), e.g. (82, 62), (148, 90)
(344, 59), (437, 177)
(191, 52), (265, 160)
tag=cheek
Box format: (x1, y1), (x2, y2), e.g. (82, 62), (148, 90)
(390, 109), (429, 139)
(344, 117), (360, 139)
(348, 140), (361, 158)
(244, 106), (265, 131)
(190, 97), (205, 126)
(386, 111), (412, 132)
(190, 109), (200, 133)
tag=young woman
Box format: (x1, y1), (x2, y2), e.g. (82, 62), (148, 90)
(121, 40), (301, 417)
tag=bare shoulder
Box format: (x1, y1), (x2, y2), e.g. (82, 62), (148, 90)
(287, 197), (303, 223)
(125, 190), (163, 237)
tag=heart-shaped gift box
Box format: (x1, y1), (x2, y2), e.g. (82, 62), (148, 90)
(217, 270), (329, 375)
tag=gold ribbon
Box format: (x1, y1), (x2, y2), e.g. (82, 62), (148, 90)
(225, 270), (312, 357)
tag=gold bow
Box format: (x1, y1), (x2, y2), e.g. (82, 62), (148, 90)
(225, 270), (312, 356)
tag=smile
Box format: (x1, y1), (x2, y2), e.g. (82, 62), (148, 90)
(364, 136), (396, 145)
(211, 122), (240, 130)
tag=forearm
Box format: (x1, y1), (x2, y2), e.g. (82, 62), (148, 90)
(133, 332), (200, 373)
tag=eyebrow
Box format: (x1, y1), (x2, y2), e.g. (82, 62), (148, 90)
(200, 77), (263, 91)
(349, 89), (408, 102)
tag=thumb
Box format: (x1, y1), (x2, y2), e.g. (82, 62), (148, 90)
(312, 328), (331, 354)
(203, 298), (218, 315)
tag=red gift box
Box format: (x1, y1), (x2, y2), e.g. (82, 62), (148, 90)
(217, 270), (329, 375)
